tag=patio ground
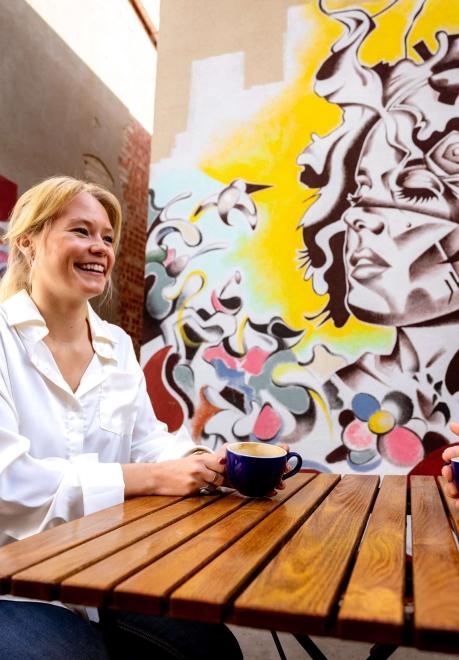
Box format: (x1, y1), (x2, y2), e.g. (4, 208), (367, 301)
(229, 626), (458, 659)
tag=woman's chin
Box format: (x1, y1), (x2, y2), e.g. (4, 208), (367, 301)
(73, 272), (106, 296)
(67, 283), (106, 302)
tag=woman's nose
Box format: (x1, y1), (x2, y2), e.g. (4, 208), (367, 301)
(343, 207), (385, 234)
(89, 237), (108, 253)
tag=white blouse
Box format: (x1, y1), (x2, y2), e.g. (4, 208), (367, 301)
(0, 290), (205, 547)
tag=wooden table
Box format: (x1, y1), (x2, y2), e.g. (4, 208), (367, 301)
(1, 474), (458, 655)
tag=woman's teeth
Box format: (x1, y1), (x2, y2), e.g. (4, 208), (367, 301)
(77, 264), (104, 273)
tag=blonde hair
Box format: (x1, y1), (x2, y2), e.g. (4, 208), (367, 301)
(0, 176), (122, 303)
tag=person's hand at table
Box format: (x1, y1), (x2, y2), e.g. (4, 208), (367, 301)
(122, 451), (227, 497)
(441, 422), (459, 510)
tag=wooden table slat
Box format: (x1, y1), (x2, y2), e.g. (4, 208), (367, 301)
(169, 473), (341, 623)
(11, 494), (227, 600)
(58, 492), (254, 606)
(232, 474), (379, 634)
(113, 473), (315, 615)
(338, 475), (407, 644)
(437, 476), (459, 538)
(411, 476), (459, 652)
(0, 495), (184, 591)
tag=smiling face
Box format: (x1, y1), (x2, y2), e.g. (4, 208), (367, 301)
(29, 192), (115, 305)
(342, 117), (459, 327)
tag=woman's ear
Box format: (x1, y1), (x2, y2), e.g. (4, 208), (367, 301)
(16, 235), (35, 262)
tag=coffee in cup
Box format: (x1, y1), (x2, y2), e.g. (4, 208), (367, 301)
(226, 442), (302, 497)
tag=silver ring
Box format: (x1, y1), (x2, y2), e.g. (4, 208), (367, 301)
(200, 472), (219, 495)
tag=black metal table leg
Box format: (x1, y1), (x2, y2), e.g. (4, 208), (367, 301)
(366, 644), (398, 660)
(293, 634), (329, 660)
(271, 631), (288, 660)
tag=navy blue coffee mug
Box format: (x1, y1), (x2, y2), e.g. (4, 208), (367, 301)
(452, 458), (459, 489)
(226, 442), (302, 497)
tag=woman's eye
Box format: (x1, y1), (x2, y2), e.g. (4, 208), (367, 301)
(104, 235), (114, 244)
(395, 168), (443, 204)
(73, 227), (89, 236)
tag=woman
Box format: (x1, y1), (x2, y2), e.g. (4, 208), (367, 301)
(0, 176), (242, 659)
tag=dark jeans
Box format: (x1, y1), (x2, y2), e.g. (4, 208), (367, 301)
(0, 601), (243, 660)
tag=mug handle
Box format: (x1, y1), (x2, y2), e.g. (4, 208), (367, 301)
(282, 451), (303, 480)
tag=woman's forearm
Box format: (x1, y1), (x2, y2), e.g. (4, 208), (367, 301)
(121, 453), (226, 498)
(121, 463), (156, 497)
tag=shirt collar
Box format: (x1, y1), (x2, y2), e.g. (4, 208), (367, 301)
(86, 303), (118, 361)
(2, 289), (118, 362)
(2, 290), (48, 342)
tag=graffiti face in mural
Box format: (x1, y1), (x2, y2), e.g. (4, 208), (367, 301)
(343, 117), (459, 327)
(301, 11), (459, 333)
(298, 5), (459, 470)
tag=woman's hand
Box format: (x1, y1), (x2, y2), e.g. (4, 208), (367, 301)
(122, 452), (227, 497)
(441, 423), (459, 510)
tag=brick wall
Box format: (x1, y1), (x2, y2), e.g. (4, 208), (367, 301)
(117, 116), (151, 354)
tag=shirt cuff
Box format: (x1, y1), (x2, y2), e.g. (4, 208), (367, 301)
(71, 454), (125, 515)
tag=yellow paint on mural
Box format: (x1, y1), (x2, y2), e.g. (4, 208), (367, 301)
(296, 315), (396, 362)
(198, 0), (458, 357)
(232, 199), (326, 327)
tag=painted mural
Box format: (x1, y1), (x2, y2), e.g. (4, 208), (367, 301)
(142, 0), (459, 474)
